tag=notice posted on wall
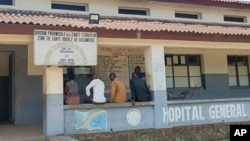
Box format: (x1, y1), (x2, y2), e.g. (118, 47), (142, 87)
(33, 30), (97, 66)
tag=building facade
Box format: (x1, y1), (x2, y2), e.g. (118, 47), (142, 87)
(1, 0), (250, 136)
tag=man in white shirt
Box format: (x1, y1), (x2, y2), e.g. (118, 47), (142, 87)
(85, 74), (106, 103)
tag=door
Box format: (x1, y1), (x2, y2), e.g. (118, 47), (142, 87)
(8, 53), (14, 122)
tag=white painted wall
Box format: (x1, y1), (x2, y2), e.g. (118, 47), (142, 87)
(0, 0), (249, 25)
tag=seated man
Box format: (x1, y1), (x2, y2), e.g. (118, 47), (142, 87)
(129, 72), (151, 105)
(85, 74), (106, 103)
(109, 72), (126, 103)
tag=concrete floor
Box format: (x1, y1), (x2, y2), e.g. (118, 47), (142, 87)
(0, 121), (45, 141)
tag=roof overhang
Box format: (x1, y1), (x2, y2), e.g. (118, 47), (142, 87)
(1, 9), (250, 43)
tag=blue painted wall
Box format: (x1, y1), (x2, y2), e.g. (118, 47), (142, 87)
(64, 98), (250, 134)
(64, 104), (155, 134)
(168, 74), (250, 100)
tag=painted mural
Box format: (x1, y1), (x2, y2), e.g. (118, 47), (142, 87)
(75, 109), (107, 130)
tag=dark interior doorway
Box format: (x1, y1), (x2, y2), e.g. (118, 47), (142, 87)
(0, 52), (14, 122)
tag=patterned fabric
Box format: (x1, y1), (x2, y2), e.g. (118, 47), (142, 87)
(65, 80), (80, 105)
(65, 96), (80, 105)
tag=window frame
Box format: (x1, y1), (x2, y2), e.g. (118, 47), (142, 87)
(227, 55), (250, 87)
(118, 7), (150, 16)
(174, 11), (202, 20)
(0, 0), (13, 5)
(224, 15), (247, 23)
(165, 54), (203, 88)
(51, 1), (88, 12)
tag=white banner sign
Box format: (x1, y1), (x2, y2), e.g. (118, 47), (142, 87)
(34, 30), (97, 66)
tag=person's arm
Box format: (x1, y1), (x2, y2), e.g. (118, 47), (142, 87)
(65, 82), (69, 95)
(86, 80), (96, 96)
(109, 81), (117, 102)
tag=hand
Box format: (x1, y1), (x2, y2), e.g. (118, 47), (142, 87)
(131, 100), (135, 106)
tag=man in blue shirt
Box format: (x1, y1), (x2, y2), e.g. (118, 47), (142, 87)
(129, 72), (151, 105)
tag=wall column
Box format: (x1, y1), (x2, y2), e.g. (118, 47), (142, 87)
(144, 45), (168, 128)
(43, 66), (64, 136)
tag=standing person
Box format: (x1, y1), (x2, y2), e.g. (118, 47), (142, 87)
(85, 74), (106, 103)
(64, 73), (80, 105)
(134, 66), (146, 81)
(109, 72), (126, 103)
(129, 72), (151, 105)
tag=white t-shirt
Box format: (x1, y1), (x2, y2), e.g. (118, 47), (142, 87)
(85, 79), (106, 103)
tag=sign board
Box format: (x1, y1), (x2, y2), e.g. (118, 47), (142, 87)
(34, 30), (97, 66)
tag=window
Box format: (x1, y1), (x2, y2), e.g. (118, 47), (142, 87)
(63, 66), (92, 93)
(118, 7), (149, 16)
(227, 56), (249, 87)
(175, 11), (201, 19)
(224, 16), (246, 23)
(52, 2), (87, 11)
(0, 0), (13, 5)
(165, 55), (202, 88)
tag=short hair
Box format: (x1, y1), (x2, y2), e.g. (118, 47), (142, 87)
(109, 72), (116, 77)
(135, 66), (141, 70)
(91, 73), (98, 79)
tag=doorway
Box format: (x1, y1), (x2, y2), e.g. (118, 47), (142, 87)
(0, 52), (14, 123)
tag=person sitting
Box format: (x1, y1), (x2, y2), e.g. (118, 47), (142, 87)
(64, 73), (80, 105)
(109, 72), (126, 103)
(85, 74), (106, 103)
(129, 72), (151, 106)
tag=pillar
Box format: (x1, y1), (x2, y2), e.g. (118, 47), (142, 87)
(144, 45), (168, 128)
(43, 66), (64, 136)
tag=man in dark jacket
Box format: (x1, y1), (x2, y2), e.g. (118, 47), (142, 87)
(129, 72), (151, 105)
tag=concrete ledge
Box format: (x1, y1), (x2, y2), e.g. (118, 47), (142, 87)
(64, 101), (154, 110)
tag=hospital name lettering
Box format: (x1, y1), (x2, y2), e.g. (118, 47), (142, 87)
(162, 104), (247, 123)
